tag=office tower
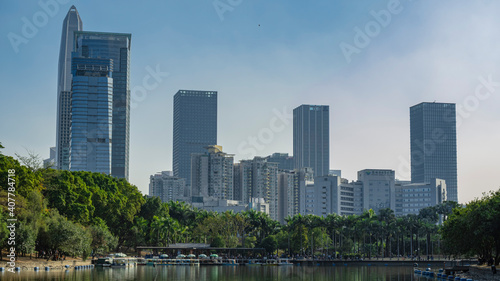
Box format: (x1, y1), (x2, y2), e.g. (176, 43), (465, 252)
(191, 146), (233, 200)
(266, 153), (294, 170)
(69, 57), (113, 174)
(56, 6), (82, 170)
(410, 102), (458, 202)
(293, 105), (330, 177)
(233, 157), (279, 220)
(149, 171), (186, 203)
(73, 31), (132, 179)
(173, 90), (217, 186)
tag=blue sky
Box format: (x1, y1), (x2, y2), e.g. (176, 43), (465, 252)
(1, 0), (499, 203)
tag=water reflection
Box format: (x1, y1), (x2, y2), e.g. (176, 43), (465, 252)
(0, 265), (432, 281)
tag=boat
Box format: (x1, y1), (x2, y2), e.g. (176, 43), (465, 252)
(222, 259), (238, 266)
(262, 259), (278, 266)
(95, 257), (113, 267)
(277, 259), (293, 266)
(136, 258), (147, 266)
(246, 259), (263, 266)
(111, 258), (129, 267)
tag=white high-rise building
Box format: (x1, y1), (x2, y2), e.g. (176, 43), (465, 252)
(149, 171), (186, 203)
(191, 145), (234, 200)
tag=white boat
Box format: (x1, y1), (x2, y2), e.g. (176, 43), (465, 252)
(277, 259), (293, 266)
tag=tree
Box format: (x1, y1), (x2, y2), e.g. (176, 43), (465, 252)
(89, 222), (117, 257)
(261, 235), (278, 254)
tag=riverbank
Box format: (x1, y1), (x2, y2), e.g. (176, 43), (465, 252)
(460, 265), (500, 281)
(0, 255), (92, 271)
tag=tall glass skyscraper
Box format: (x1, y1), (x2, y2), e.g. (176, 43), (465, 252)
(69, 57), (113, 173)
(56, 6), (82, 170)
(293, 105), (330, 177)
(73, 31), (131, 179)
(410, 102), (458, 202)
(173, 90), (217, 187)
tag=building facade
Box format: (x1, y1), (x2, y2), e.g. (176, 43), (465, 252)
(149, 171), (186, 203)
(173, 90), (217, 187)
(69, 57), (113, 174)
(266, 153), (294, 170)
(74, 31), (132, 179)
(395, 178), (447, 216)
(293, 104), (330, 177)
(234, 157), (279, 220)
(191, 145), (233, 200)
(357, 169), (396, 214)
(56, 6), (82, 170)
(410, 102), (457, 202)
(278, 168), (313, 223)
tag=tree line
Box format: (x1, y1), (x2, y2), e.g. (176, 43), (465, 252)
(1, 142), (498, 264)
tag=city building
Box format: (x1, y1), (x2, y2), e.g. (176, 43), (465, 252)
(73, 31), (132, 179)
(43, 147), (56, 168)
(248, 198), (270, 214)
(357, 169), (396, 214)
(395, 178), (447, 216)
(297, 169), (445, 217)
(149, 171), (187, 203)
(293, 104), (330, 177)
(329, 170), (342, 177)
(410, 102), (458, 202)
(278, 168), (314, 223)
(233, 157), (279, 220)
(69, 57), (113, 174)
(191, 145), (233, 200)
(173, 90), (217, 187)
(266, 153), (294, 170)
(300, 175), (365, 217)
(191, 197), (246, 213)
(56, 6), (82, 170)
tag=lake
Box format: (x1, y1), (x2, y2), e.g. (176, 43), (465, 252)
(0, 265), (430, 280)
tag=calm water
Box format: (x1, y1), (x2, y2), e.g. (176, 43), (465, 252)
(1, 266), (430, 281)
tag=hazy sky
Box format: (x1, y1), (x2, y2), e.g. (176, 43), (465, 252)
(1, 0), (499, 204)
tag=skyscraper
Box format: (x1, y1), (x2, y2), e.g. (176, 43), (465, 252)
(56, 6), (82, 170)
(69, 57), (113, 173)
(73, 31), (132, 179)
(293, 105), (330, 177)
(173, 90), (217, 187)
(410, 102), (458, 202)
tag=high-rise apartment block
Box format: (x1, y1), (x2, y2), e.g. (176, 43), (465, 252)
(191, 145), (233, 200)
(149, 171), (186, 203)
(266, 153), (294, 171)
(410, 102), (457, 202)
(233, 157), (279, 220)
(173, 90), (217, 187)
(293, 105), (330, 177)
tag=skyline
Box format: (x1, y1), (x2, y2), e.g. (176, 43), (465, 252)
(1, 1), (500, 204)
